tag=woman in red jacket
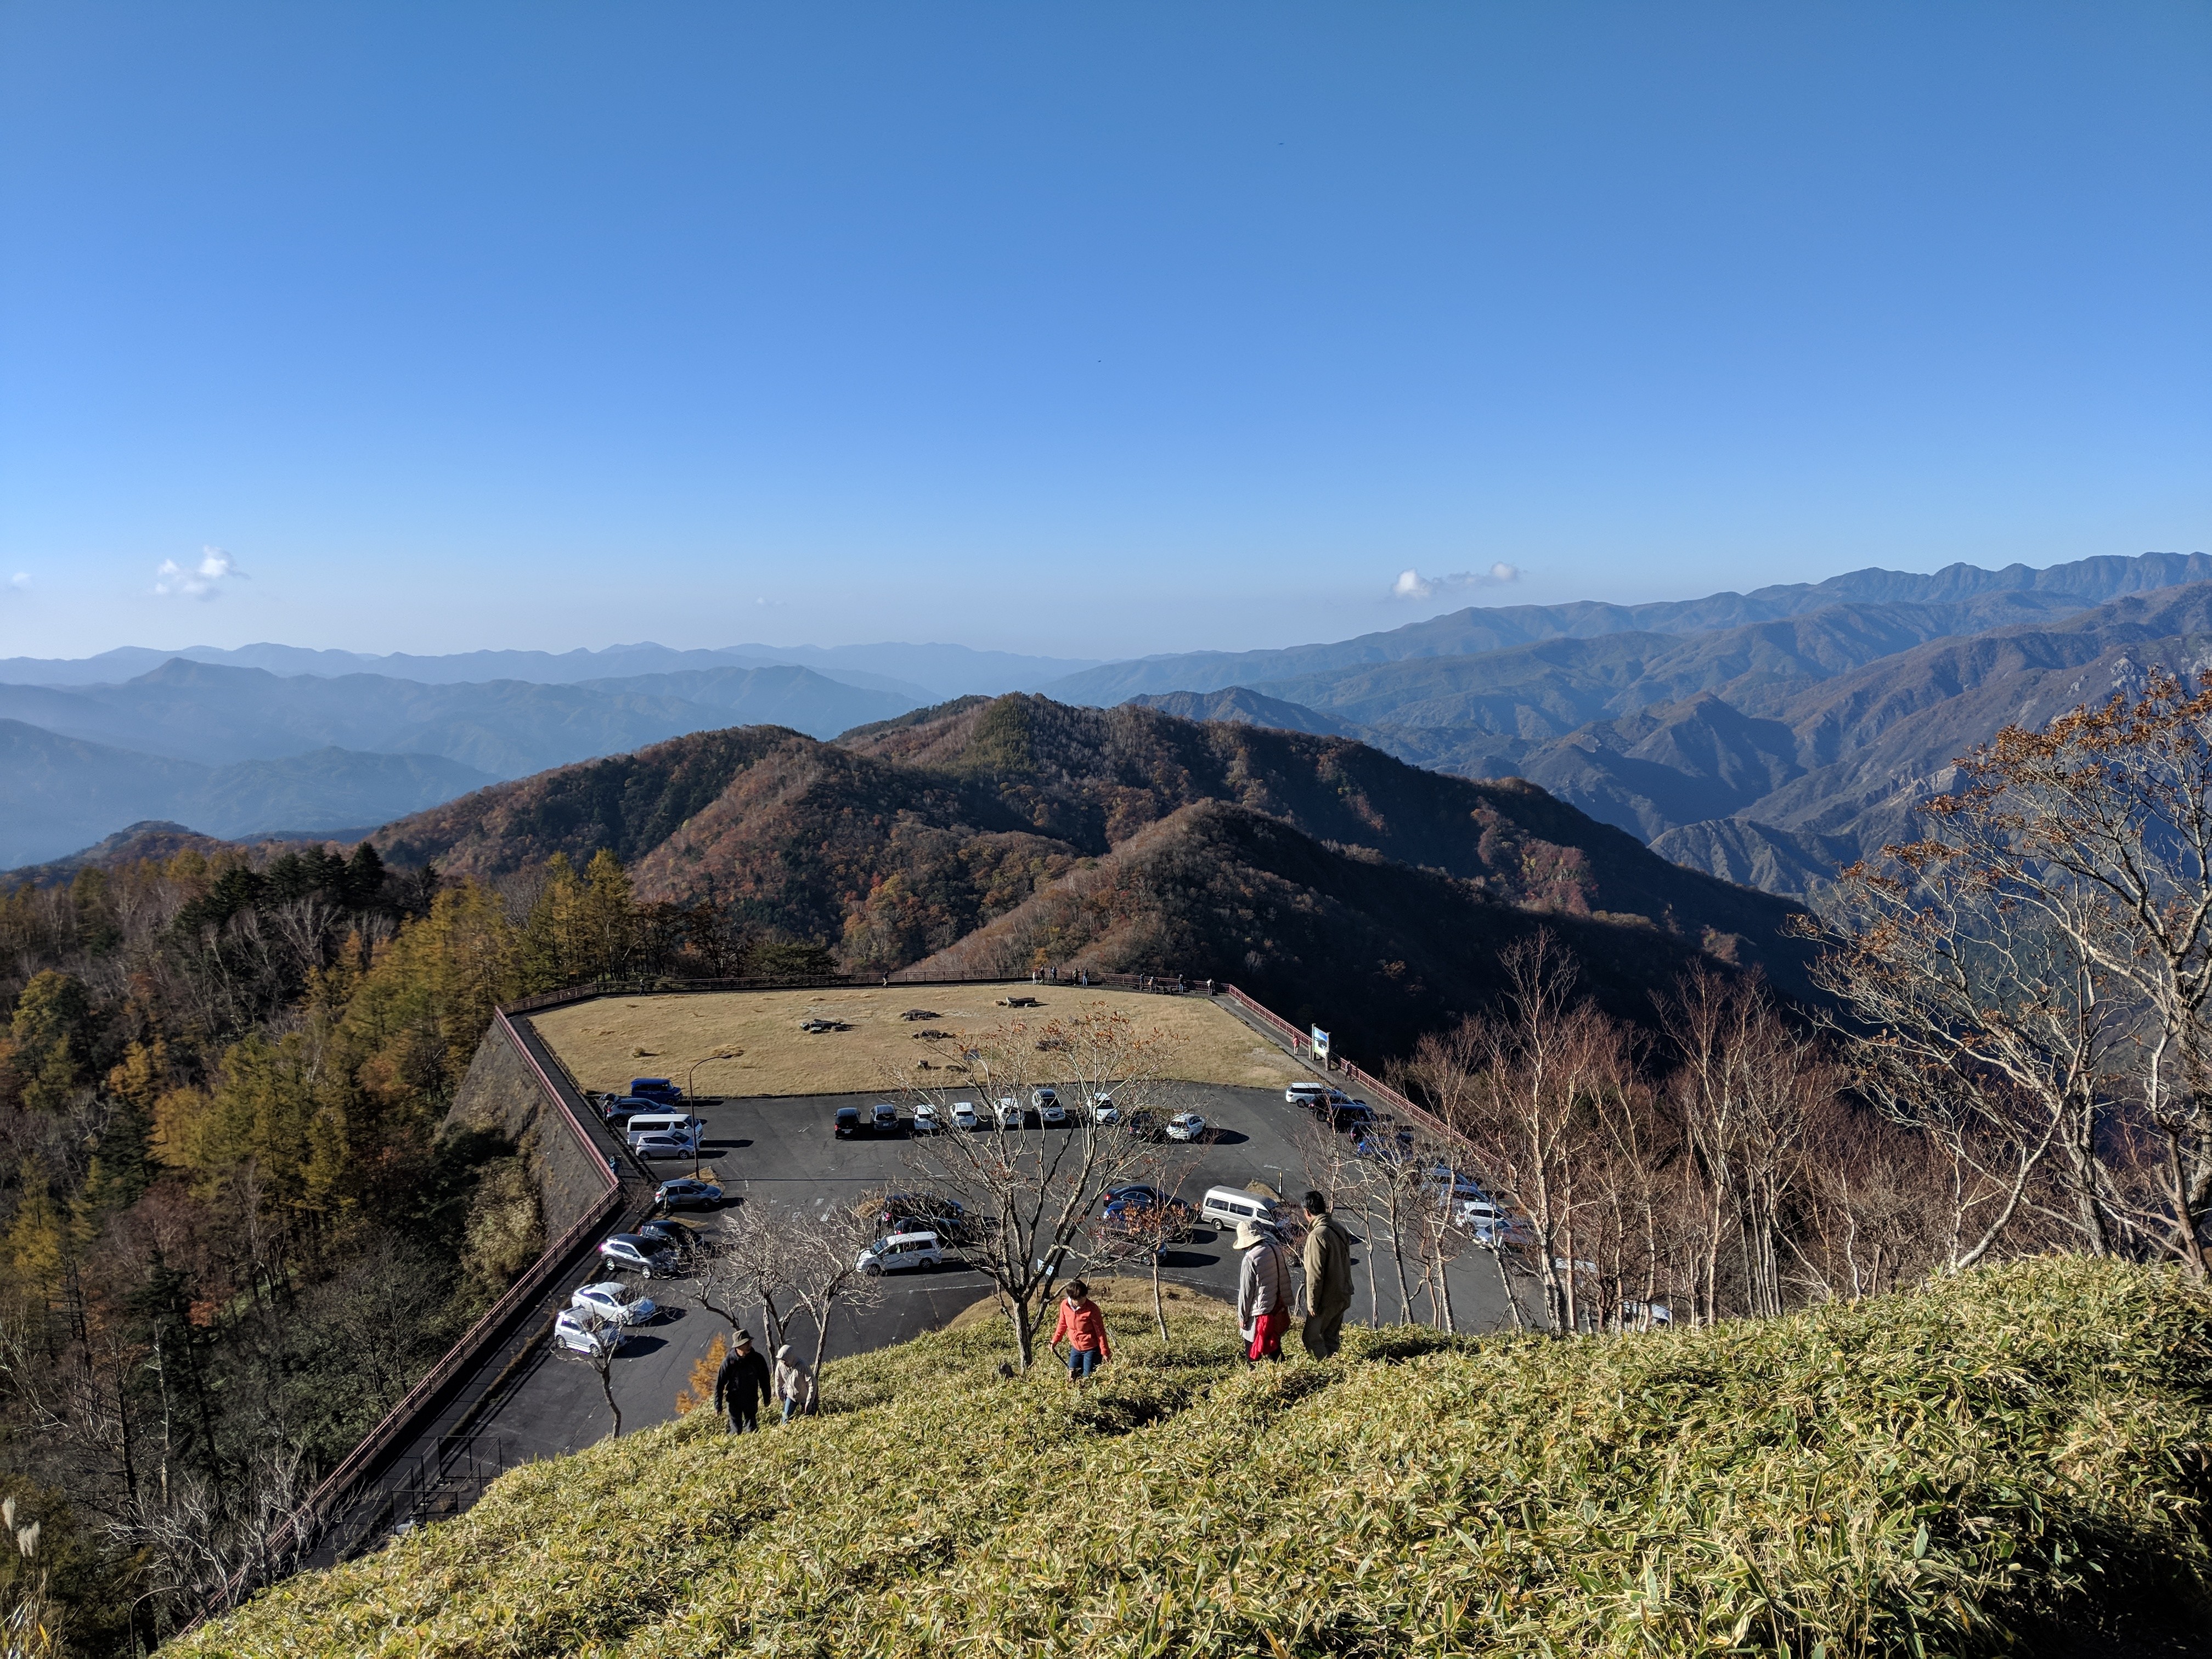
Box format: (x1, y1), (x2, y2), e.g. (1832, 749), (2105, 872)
(1049, 1280), (1111, 1384)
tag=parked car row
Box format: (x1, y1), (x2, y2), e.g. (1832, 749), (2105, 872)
(837, 1090), (1131, 1137)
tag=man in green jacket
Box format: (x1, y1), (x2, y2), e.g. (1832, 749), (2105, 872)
(1300, 1189), (1355, 1358)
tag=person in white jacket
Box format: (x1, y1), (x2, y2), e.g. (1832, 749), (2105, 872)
(1234, 1220), (1293, 1362)
(772, 1344), (817, 1423)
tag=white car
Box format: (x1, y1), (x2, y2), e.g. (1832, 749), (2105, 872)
(952, 1100), (981, 1131)
(995, 1097), (1025, 1130)
(1165, 1111), (1206, 1143)
(856, 1230), (944, 1277)
(554, 1310), (625, 1357)
(1088, 1093), (1119, 1124)
(1035, 1090), (1067, 1127)
(912, 1102), (944, 1135)
(571, 1280), (659, 1326)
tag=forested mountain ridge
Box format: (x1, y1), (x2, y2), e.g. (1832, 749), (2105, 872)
(1058, 562), (2212, 900)
(1041, 549), (2212, 702)
(368, 693), (1814, 1006)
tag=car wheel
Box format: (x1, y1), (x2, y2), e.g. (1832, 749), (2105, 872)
(862, 1262), (882, 1277)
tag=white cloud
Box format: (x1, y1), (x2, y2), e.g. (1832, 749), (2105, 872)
(154, 546), (248, 599)
(7, 573), (26, 592)
(1391, 562), (1519, 601)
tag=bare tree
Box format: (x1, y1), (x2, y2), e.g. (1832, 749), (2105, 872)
(1799, 837), (2120, 1272)
(692, 1198), (800, 1352)
(1888, 670), (2212, 1273)
(901, 1003), (1173, 1367)
(787, 1200), (885, 1379)
(573, 1315), (622, 1439)
(1089, 1149), (1202, 1341)
(1453, 935), (1620, 1335)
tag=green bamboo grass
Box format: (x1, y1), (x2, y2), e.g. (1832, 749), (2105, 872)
(180, 1258), (2210, 1657)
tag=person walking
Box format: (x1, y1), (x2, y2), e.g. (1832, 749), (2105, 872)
(772, 1343), (816, 1423)
(1235, 1221), (1292, 1362)
(1299, 1190), (1355, 1359)
(713, 1329), (772, 1433)
(1049, 1280), (1111, 1384)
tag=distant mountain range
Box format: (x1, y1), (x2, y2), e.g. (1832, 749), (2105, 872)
(0, 720), (493, 868)
(1103, 551), (2212, 898)
(0, 658), (923, 867)
(8, 550), (2206, 890)
(0, 639), (1098, 699)
(1039, 552), (2212, 703)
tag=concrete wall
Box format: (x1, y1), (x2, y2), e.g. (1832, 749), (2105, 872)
(444, 1026), (610, 1245)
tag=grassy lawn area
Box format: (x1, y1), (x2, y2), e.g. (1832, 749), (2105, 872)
(528, 983), (1308, 1097)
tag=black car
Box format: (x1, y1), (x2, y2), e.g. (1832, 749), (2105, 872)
(1124, 1108), (1164, 1142)
(877, 1192), (975, 1242)
(834, 1105), (862, 1138)
(1328, 1101), (1379, 1135)
(637, 1217), (702, 1252)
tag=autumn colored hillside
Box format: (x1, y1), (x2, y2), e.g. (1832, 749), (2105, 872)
(369, 695), (1814, 1022)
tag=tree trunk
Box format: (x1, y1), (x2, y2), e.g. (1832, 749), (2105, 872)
(1150, 1254), (1169, 1342)
(597, 1363), (622, 1438)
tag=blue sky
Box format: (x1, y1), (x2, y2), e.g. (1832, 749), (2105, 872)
(1, 3), (2205, 661)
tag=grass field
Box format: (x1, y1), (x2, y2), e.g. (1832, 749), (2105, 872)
(179, 1258), (2212, 1657)
(528, 984), (1308, 1098)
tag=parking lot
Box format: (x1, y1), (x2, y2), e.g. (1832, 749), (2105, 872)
(477, 1076), (1523, 1460)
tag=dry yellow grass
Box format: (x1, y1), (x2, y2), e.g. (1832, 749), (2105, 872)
(528, 983), (1307, 1098)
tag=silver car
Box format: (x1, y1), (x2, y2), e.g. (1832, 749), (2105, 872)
(571, 1280), (659, 1326)
(554, 1310), (625, 1357)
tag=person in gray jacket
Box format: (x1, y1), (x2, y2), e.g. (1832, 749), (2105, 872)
(1299, 1189), (1356, 1358)
(1234, 1219), (1293, 1362)
(772, 1343), (816, 1423)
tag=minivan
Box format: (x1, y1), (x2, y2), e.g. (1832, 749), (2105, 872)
(624, 1113), (703, 1151)
(1199, 1186), (1278, 1232)
(629, 1077), (682, 1105)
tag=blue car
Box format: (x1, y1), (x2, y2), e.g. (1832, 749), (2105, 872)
(1356, 1125), (1416, 1162)
(628, 1076), (682, 1105)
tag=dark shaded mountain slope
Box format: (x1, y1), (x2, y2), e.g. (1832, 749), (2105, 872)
(902, 799), (1803, 1049)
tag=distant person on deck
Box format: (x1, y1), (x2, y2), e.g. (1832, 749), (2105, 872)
(1235, 1221), (1292, 1362)
(772, 1343), (816, 1422)
(1299, 1190), (1355, 1359)
(714, 1329), (771, 1433)
(1050, 1280), (1111, 1384)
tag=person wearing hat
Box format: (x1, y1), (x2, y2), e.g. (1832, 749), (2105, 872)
(772, 1342), (817, 1423)
(1234, 1220), (1293, 1362)
(1299, 1190), (1355, 1359)
(1049, 1280), (1111, 1384)
(713, 1329), (772, 1434)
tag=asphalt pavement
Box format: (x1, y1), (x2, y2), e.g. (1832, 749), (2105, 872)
(465, 1080), (1524, 1463)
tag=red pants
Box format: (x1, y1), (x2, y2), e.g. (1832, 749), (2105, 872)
(1247, 1308), (1289, 1361)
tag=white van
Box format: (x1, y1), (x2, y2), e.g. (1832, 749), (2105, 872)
(1199, 1186), (1278, 1231)
(624, 1113), (703, 1152)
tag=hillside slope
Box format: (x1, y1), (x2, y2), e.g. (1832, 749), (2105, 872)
(902, 798), (1802, 1047)
(179, 1259), (2212, 1658)
(370, 695), (1813, 1019)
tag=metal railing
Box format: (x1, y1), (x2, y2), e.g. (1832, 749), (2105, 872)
(1217, 982), (1460, 1148)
